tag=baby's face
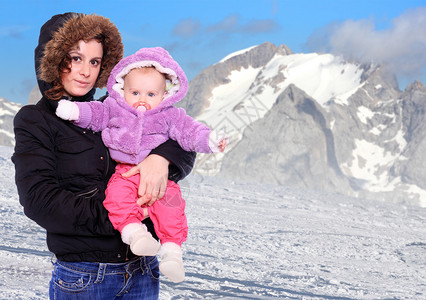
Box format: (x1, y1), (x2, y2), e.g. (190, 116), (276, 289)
(123, 67), (166, 111)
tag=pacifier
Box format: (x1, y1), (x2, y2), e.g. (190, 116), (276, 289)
(133, 102), (151, 112)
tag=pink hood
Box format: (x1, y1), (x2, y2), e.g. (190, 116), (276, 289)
(106, 47), (188, 111)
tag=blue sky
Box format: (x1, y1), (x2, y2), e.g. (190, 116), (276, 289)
(1, 0), (425, 104)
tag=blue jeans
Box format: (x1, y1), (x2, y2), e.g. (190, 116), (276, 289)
(49, 256), (160, 299)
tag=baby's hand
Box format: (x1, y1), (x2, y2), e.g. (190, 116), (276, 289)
(56, 100), (80, 121)
(218, 138), (227, 152)
(209, 130), (228, 152)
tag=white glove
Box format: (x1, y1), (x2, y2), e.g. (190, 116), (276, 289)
(208, 130), (228, 152)
(56, 100), (80, 121)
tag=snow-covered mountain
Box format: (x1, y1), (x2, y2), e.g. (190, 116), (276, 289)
(178, 42), (426, 207)
(0, 97), (21, 147)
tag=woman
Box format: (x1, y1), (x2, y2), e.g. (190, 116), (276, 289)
(12, 12), (195, 299)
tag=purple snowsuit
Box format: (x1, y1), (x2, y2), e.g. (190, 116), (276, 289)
(74, 47), (213, 246)
(75, 47), (213, 164)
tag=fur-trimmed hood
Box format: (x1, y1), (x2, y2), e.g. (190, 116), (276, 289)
(35, 12), (123, 97)
(107, 47), (188, 110)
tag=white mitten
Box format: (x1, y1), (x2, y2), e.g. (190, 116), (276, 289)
(208, 130), (228, 152)
(56, 100), (80, 121)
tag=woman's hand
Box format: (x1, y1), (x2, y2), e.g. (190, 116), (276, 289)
(121, 154), (169, 206)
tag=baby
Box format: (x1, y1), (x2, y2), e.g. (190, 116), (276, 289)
(56, 47), (226, 283)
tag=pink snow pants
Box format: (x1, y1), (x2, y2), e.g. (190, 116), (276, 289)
(104, 164), (188, 245)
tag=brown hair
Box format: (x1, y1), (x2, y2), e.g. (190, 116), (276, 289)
(44, 34), (105, 100)
(40, 14), (123, 100)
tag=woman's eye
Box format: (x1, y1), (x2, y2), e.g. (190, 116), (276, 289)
(90, 59), (100, 66)
(71, 56), (81, 62)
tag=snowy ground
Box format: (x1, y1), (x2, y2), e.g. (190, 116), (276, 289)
(0, 145), (425, 299)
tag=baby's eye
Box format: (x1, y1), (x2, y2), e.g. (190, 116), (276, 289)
(132, 91), (139, 96)
(148, 92), (155, 97)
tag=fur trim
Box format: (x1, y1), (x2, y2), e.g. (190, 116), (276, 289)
(112, 60), (179, 99)
(39, 14), (123, 89)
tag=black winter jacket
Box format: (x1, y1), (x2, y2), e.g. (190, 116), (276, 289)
(12, 93), (195, 262)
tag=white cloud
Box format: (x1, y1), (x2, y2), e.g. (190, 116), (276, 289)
(306, 7), (426, 80)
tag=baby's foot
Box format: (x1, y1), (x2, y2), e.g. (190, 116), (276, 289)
(129, 229), (160, 256)
(159, 242), (185, 283)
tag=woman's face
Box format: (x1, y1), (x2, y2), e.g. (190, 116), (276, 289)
(61, 39), (103, 98)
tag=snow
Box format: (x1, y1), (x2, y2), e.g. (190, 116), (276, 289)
(369, 126), (384, 136)
(219, 46), (257, 63)
(210, 49), (364, 108)
(357, 106), (375, 124)
(272, 53), (363, 106)
(339, 99), (418, 203)
(0, 98), (21, 115)
(1, 144), (425, 299)
(360, 86), (376, 102)
(341, 138), (408, 193)
(200, 67), (261, 120)
(389, 128), (407, 152)
(342, 139), (391, 182)
(0, 128), (14, 139)
(0, 108), (14, 116)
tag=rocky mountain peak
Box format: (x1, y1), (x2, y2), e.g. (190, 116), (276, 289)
(178, 42), (293, 117)
(182, 42), (426, 206)
(404, 80), (426, 93)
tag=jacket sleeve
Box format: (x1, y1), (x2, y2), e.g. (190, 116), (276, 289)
(167, 107), (213, 153)
(12, 106), (115, 236)
(74, 98), (111, 132)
